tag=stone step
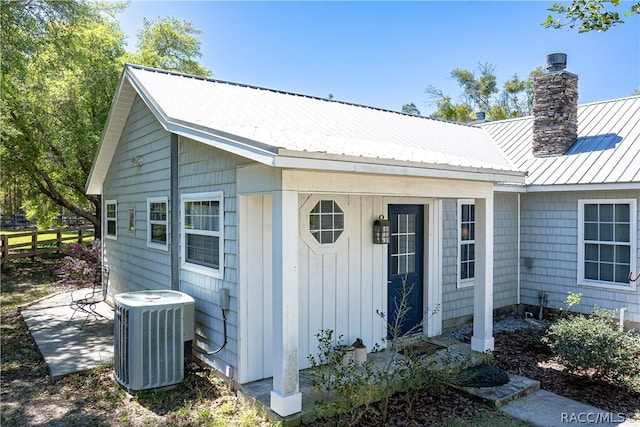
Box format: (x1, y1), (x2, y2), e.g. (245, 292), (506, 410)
(454, 373), (541, 408)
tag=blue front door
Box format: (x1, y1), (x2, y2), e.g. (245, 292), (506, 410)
(387, 204), (424, 337)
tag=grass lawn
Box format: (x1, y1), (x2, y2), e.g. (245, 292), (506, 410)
(1, 229), (94, 245)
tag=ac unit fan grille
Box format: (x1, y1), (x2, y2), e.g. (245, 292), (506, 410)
(114, 301), (185, 391)
(142, 307), (183, 388)
(114, 304), (129, 385)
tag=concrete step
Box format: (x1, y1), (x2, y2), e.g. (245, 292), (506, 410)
(454, 373), (540, 408)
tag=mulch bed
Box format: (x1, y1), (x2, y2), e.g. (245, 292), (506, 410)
(492, 329), (640, 420)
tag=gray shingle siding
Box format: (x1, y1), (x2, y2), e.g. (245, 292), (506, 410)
(441, 200), (472, 327)
(177, 136), (251, 373)
(494, 193), (519, 310)
(520, 190), (639, 324)
(101, 96), (251, 372)
(441, 194), (520, 330)
(102, 96), (172, 297)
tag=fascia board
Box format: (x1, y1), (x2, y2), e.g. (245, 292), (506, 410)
(85, 73), (137, 195)
(126, 67), (278, 166)
(274, 154), (526, 184)
(166, 121), (278, 166)
(494, 184), (527, 193)
(525, 182), (640, 193)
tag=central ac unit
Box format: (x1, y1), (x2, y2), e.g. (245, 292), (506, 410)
(114, 290), (195, 392)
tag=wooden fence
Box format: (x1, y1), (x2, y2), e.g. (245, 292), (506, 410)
(0, 226), (94, 267)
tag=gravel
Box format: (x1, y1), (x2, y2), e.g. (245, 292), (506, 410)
(441, 316), (541, 341)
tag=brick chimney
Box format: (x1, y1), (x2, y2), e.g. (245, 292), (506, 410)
(532, 53), (578, 156)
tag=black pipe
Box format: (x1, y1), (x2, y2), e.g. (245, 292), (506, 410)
(192, 307), (227, 355)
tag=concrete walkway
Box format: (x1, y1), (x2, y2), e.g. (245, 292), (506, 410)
(19, 290), (114, 380)
(501, 389), (639, 426)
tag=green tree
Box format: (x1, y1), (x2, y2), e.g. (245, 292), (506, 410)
(425, 63), (543, 123)
(543, 0), (640, 32)
(1, 1), (126, 234)
(1, 2), (211, 234)
(401, 103), (421, 116)
(125, 16), (211, 77)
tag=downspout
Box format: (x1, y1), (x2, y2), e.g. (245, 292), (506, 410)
(517, 193), (521, 306)
(171, 134), (179, 291)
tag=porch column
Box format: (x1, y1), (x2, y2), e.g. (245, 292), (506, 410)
(471, 196), (495, 352)
(270, 190), (302, 416)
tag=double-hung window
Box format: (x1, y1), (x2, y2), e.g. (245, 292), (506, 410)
(182, 192), (224, 278)
(458, 200), (475, 288)
(105, 200), (117, 239)
(147, 197), (168, 250)
(578, 199), (636, 290)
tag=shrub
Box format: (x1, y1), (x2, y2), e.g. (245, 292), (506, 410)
(544, 308), (640, 386)
(307, 329), (379, 425)
(58, 240), (102, 286)
(307, 276), (453, 425)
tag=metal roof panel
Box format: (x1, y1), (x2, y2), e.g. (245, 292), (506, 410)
(127, 65), (518, 173)
(480, 96), (640, 187)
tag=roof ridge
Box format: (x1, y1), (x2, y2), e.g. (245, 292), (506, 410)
(477, 95), (640, 127)
(577, 94), (640, 107)
(124, 63), (477, 129)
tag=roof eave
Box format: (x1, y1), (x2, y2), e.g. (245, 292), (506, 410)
(525, 182), (640, 192)
(274, 150), (526, 184)
(86, 69), (137, 195)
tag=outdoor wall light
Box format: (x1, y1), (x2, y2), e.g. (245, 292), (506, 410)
(130, 156), (144, 167)
(373, 215), (390, 244)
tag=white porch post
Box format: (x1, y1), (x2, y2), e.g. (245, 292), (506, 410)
(471, 196), (495, 352)
(270, 190), (302, 416)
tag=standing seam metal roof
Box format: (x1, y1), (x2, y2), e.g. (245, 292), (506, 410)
(479, 96), (640, 187)
(126, 65), (519, 173)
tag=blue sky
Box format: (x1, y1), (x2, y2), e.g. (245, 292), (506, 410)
(116, 1), (639, 114)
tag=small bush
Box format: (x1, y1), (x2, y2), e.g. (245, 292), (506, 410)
(544, 309), (640, 386)
(57, 240), (102, 286)
(307, 329), (379, 425)
(524, 325), (553, 354)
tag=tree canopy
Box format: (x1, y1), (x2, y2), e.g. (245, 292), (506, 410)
(125, 16), (211, 76)
(543, 0), (640, 32)
(424, 63), (543, 123)
(401, 103), (421, 116)
(1, 1), (210, 233)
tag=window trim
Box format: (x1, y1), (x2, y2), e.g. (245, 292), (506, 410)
(577, 199), (637, 291)
(147, 197), (169, 251)
(105, 200), (117, 240)
(299, 195), (348, 255)
(180, 191), (224, 279)
(457, 199), (475, 289)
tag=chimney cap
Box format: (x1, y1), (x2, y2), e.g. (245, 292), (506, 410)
(546, 53), (567, 72)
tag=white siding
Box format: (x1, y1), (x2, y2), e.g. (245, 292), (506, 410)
(102, 96), (172, 298)
(520, 190), (640, 324)
(297, 194), (387, 369)
(238, 194), (273, 383)
(239, 193), (388, 383)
